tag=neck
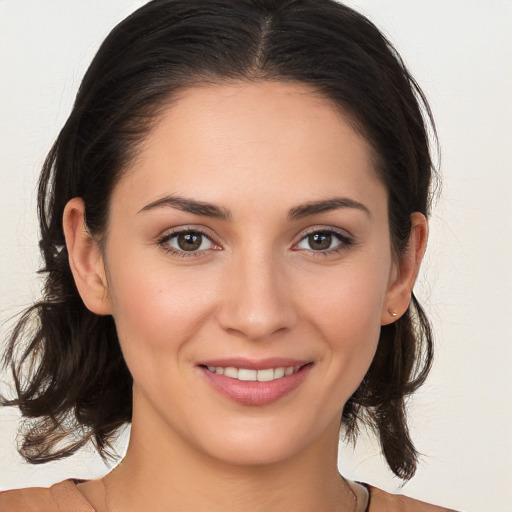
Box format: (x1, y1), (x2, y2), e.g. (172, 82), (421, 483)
(102, 396), (356, 512)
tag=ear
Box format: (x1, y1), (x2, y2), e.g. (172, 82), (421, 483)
(381, 212), (428, 325)
(63, 197), (112, 315)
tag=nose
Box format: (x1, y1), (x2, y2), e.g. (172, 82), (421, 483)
(216, 250), (298, 341)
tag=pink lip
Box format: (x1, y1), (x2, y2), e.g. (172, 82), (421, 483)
(199, 357), (310, 371)
(198, 359), (313, 406)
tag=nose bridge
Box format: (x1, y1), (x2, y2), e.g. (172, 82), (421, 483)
(217, 245), (297, 340)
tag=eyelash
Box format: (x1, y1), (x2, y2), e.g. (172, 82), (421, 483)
(157, 227), (219, 258)
(157, 227), (354, 258)
(293, 228), (354, 256)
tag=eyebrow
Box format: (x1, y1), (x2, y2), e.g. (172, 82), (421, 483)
(287, 197), (371, 220)
(138, 195), (231, 220)
(138, 194), (370, 220)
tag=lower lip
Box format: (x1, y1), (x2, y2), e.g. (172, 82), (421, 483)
(200, 365), (312, 406)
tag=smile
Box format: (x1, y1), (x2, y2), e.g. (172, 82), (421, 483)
(206, 366), (299, 381)
(199, 360), (313, 406)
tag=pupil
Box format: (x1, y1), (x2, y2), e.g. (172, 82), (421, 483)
(309, 233), (331, 250)
(178, 232), (202, 251)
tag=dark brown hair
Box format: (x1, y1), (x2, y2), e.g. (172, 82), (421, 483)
(1, 0), (437, 480)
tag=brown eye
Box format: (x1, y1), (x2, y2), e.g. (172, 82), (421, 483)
(296, 230), (351, 253)
(307, 232), (332, 251)
(161, 230), (215, 253)
(177, 232), (203, 251)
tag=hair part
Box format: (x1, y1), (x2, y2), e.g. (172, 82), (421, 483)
(2, 0), (437, 480)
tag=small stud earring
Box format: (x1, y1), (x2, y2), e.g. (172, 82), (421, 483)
(389, 310), (398, 318)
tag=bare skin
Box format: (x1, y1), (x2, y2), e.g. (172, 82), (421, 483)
(64, 81), (427, 512)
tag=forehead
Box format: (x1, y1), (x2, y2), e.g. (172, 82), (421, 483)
(114, 81), (386, 218)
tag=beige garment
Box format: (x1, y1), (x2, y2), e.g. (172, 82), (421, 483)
(0, 479), (458, 512)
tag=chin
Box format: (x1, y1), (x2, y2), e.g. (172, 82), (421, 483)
(205, 435), (307, 467)
(184, 412), (340, 469)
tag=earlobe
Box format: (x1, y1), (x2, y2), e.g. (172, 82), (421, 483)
(62, 197), (112, 315)
(381, 212), (428, 325)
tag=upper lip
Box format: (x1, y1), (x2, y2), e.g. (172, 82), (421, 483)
(198, 357), (312, 370)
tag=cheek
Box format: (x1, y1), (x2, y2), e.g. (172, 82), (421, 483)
(300, 258), (390, 389)
(105, 252), (218, 366)
(304, 258), (388, 335)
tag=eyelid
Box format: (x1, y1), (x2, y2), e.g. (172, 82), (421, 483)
(157, 224), (218, 241)
(156, 224), (354, 257)
(291, 226), (354, 253)
(157, 225), (222, 254)
(295, 225), (353, 242)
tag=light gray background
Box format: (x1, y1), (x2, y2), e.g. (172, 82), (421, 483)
(1, 2), (511, 511)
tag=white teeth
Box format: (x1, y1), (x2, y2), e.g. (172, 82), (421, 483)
(274, 367), (285, 379)
(257, 368), (275, 382)
(224, 367), (238, 378)
(206, 365), (301, 381)
(238, 369), (257, 381)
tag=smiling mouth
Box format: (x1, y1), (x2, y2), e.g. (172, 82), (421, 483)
(199, 362), (313, 405)
(204, 365), (302, 382)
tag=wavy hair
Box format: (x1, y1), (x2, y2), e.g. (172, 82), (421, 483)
(2, 0), (437, 480)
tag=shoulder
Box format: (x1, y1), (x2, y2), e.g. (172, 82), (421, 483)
(366, 484), (459, 512)
(0, 479), (94, 512)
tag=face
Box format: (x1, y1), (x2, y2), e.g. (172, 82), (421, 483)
(97, 82), (398, 466)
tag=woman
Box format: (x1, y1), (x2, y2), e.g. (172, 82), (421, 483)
(0, 0), (456, 510)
